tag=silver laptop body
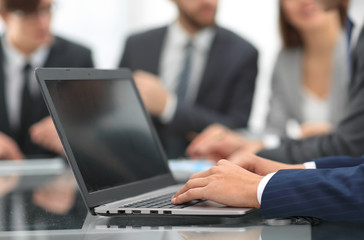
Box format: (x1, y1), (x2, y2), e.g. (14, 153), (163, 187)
(35, 68), (253, 216)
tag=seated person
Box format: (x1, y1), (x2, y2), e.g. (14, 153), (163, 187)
(172, 152), (364, 223)
(265, 0), (349, 141)
(172, 0), (364, 223)
(0, 0), (94, 160)
(187, 0), (350, 161)
(119, 0), (258, 159)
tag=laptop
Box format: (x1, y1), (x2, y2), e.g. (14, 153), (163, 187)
(35, 68), (254, 216)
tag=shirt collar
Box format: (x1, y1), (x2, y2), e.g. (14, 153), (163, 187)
(168, 21), (216, 52)
(348, 0), (364, 39)
(2, 35), (50, 68)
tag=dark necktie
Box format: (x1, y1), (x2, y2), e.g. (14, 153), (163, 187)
(18, 63), (33, 149)
(176, 41), (194, 99)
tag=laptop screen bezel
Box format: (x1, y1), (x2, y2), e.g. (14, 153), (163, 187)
(36, 68), (177, 213)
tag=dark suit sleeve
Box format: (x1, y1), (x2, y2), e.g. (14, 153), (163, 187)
(314, 156), (364, 168)
(45, 37), (94, 68)
(118, 29), (165, 75)
(260, 165), (364, 223)
(165, 45), (258, 133)
(257, 28), (364, 164)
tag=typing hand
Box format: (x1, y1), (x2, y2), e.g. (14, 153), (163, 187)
(30, 116), (64, 155)
(186, 124), (264, 161)
(172, 160), (263, 208)
(0, 132), (24, 160)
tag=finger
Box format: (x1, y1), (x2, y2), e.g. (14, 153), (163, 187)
(189, 168), (213, 180)
(188, 136), (222, 159)
(186, 126), (224, 155)
(172, 187), (205, 205)
(173, 177), (210, 199)
(204, 153), (221, 162)
(194, 139), (223, 159)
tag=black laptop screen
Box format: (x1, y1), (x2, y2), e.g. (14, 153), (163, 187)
(45, 79), (170, 193)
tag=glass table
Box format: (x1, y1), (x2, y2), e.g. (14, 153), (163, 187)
(0, 158), (362, 240)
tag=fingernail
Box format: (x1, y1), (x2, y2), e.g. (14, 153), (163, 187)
(171, 198), (176, 204)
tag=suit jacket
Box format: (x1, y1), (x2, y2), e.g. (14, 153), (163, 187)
(265, 32), (349, 137)
(0, 36), (94, 157)
(120, 26), (258, 157)
(261, 156), (364, 223)
(258, 26), (364, 164)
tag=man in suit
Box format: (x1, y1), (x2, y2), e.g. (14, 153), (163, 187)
(0, 0), (94, 160)
(172, 0), (364, 223)
(119, 0), (258, 158)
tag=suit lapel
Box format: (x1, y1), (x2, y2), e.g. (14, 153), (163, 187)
(0, 38), (11, 136)
(196, 28), (219, 103)
(350, 26), (364, 87)
(43, 36), (58, 68)
(149, 27), (167, 75)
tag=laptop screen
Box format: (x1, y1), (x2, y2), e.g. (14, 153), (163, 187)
(45, 79), (170, 193)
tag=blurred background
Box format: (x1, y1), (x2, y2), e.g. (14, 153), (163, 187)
(0, 0), (281, 132)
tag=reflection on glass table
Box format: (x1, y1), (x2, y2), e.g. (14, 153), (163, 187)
(0, 158), (87, 232)
(0, 158), (362, 240)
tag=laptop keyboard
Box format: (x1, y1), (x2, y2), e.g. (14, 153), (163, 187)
(121, 193), (204, 209)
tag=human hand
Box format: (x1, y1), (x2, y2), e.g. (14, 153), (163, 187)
(228, 150), (305, 176)
(0, 132), (24, 160)
(186, 124), (244, 161)
(134, 70), (170, 116)
(300, 122), (333, 139)
(186, 124), (264, 161)
(29, 116), (64, 155)
(172, 160), (263, 208)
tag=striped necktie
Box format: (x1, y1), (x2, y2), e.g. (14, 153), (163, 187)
(176, 41), (194, 99)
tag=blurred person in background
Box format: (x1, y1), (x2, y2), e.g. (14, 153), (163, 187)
(173, 0), (364, 222)
(0, 0), (94, 160)
(119, 0), (258, 159)
(187, 0), (350, 161)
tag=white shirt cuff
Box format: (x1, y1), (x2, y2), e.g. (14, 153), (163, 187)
(262, 134), (281, 149)
(160, 93), (177, 123)
(303, 161), (317, 169)
(257, 172), (276, 205)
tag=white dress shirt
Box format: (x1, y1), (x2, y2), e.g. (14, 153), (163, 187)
(2, 36), (50, 131)
(348, 0), (364, 49)
(257, 1), (364, 205)
(159, 21), (215, 123)
(263, 91), (330, 149)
